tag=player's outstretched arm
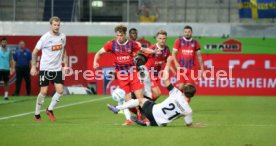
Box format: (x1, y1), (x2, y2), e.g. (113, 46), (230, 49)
(140, 47), (160, 54)
(172, 49), (180, 68)
(93, 48), (106, 69)
(196, 50), (205, 78)
(162, 57), (174, 87)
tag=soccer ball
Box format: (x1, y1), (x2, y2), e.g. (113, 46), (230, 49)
(111, 88), (125, 103)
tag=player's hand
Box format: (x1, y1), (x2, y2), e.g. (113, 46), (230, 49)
(93, 62), (99, 70)
(63, 66), (70, 75)
(30, 66), (38, 76)
(155, 49), (162, 54)
(187, 123), (207, 127)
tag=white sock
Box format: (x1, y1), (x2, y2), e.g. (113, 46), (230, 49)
(123, 108), (131, 120)
(35, 93), (45, 115)
(4, 91), (8, 98)
(48, 92), (62, 111)
(116, 99), (139, 110)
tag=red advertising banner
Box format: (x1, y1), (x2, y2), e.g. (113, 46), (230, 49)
(90, 54), (276, 96)
(0, 36), (87, 96)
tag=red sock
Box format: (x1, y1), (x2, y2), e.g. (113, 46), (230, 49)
(129, 108), (137, 114)
(137, 110), (142, 120)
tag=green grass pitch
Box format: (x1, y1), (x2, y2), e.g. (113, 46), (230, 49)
(1, 95), (276, 146)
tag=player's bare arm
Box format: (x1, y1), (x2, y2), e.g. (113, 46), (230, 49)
(93, 48), (107, 69)
(30, 48), (39, 76)
(141, 47), (161, 54)
(196, 50), (205, 78)
(62, 50), (69, 74)
(9, 52), (15, 74)
(172, 49), (180, 68)
(166, 56), (176, 75)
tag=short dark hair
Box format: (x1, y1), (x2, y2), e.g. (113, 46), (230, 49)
(184, 84), (196, 98)
(184, 25), (193, 31)
(1, 37), (7, 41)
(134, 53), (148, 68)
(114, 25), (127, 34)
(129, 28), (137, 34)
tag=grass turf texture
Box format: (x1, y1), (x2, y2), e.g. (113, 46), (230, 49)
(88, 37), (276, 54)
(0, 95), (276, 146)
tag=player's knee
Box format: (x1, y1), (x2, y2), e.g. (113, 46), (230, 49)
(56, 89), (64, 95)
(56, 88), (64, 95)
(39, 91), (47, 96)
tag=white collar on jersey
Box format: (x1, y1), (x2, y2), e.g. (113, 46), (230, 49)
(156, 43), (165, 50)
(182, 36), (193, 41)
(116, 39), (129, 45)
(49, 31), (61, 36)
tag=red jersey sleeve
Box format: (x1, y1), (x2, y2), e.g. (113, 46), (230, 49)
(133, 41), (141, 53)
(173, 38), (180, 51)
(103, 41), (113, 52)
(195, 40), (201, 51)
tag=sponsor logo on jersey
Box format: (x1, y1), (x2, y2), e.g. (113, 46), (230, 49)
(52, 44), (62, 51)
(181, 49), (194, 55)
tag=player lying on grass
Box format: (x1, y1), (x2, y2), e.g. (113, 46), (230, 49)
(107, 61), (206, 127)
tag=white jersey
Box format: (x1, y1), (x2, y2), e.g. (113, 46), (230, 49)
(35, 31), (66, 71)
(152, 87), (192, 126)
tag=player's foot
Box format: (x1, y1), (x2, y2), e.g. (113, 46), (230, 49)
(34, 114), (42, 122)
(130, 116), (147, 126)
(143, 118), (151, 126)
(122, 119), (134, 126)
(4, 97), (9, 100)
(107, 104), (119, 114)
(46, 108), (56, 121)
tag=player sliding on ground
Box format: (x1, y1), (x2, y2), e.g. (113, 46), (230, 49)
(107, 60), (206, 127)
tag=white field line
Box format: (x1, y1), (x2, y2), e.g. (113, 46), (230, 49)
(0, 96), (111, 121)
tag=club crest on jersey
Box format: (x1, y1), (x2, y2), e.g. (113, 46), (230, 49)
(52, 45), (62, 51)
(59, 39), (65, 44)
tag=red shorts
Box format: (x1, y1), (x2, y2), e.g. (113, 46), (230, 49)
(177, 69), (195, 84)
(116, 71), (144, 94)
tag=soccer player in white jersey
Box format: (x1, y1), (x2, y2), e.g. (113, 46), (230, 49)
(107, 59), (205, 127)
(31, 16), (68, 122)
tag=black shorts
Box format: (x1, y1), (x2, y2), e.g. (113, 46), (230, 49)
(141, 100), (158, 126)
(0, 70), (10, 82)
(39, 71), (64, 87)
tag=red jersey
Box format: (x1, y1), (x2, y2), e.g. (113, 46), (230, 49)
(137, 38), (151, 48)
(145, 44), (171, 76)
(173, 37), (200, 69)
(104, 39), (140, 71)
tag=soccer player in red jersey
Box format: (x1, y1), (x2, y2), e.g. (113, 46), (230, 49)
(172, 25), (204, 102)
(144, 30), (172, 101)
(93, 25), (159, 117)
(129, 28), (151, 48)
